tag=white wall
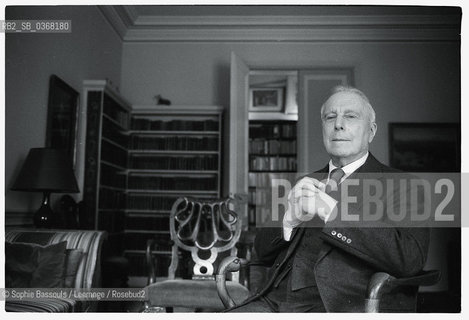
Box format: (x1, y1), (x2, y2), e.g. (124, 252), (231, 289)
(5, 6), (123, 212)
(121, 41), (460, 169)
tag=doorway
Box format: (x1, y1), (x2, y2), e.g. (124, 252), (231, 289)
(228, 52), (354, 228)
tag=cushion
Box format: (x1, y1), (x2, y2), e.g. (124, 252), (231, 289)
(146, 279), (250, 310)
(63, 249), (85, 288)
(5, 241), (67, 288)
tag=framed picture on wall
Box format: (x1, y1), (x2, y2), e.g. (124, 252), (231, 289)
(45, 75), (80, 167)
(389, 123), (460, 172)
(249, 88), (284, 112)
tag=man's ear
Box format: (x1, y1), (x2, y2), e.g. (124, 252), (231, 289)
(369, 122), (377, 143)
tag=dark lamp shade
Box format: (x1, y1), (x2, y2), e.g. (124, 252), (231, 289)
(11, 148), (79, 193)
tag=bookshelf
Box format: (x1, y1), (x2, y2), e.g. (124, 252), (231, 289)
(125, 105), (223, 277)
(248, 120), (297, 229)
(82, 86), (223, 276)
(82, 80), (131, 255)
(80, 80), (222, 277)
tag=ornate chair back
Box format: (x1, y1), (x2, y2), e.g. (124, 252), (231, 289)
(166, 197), (242, 281)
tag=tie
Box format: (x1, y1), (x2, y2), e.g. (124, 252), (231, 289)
(325, 168), (345, 195)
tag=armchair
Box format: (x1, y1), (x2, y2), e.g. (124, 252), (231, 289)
(142, 197), (250, 312)
(216, 257), (441, 312)
(365, 270), (441, 312)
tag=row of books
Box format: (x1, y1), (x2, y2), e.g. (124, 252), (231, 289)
(249, 123), (296, 139)
(125, 216), (170, 231)
(249, 156), (297, 171)
(248, 172), (297, 188)
(124, 233), (172, 251)
(247, 205), (276, 226)
(98, 188), (126, 209)
(100, 164), (126, 189)
(125, 252), (170, 276)
(127, 195), (180, 210)
(128, 176), (217, 191)
(101, 140), (128, 168)
(248, 189), (272, 205)
(98, 210), (125, 233)
(126, 252), (191, 277)
(249, 139), (296, 155)
(131, 118), (219, 132)
(130, 155), (218, 171)
(129, 136), (218, 151)
(248, 206), (257, 225)
(103, 94), (130, 129)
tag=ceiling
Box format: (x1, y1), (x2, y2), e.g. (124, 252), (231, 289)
(99, 5), (461, 42)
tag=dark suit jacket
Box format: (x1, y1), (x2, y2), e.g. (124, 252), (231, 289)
(248, 154), (430, 312)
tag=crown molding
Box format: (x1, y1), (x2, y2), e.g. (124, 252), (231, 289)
(123, 27), (459, 42)
(124, 5), (140, 23)
(98, 5), (133, 40)
(100, 5), (460, 42)
(133, 14), (460, 27)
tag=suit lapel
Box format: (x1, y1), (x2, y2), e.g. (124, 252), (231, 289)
(344, 153), (384, 212)
(316, 153), (384, 264)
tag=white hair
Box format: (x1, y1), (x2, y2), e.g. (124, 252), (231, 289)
(320, 85), (376, 123)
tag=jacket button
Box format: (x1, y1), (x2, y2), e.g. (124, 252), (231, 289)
(346, 239), (352, 244)
(337, 233), (342, 238)
(341, 236), (346, 241)
(331, 230), (337, 236)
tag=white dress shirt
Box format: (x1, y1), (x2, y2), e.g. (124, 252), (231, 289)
(326, 152), (369, 185)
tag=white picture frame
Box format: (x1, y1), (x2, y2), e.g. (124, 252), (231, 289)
(249, 88), (283, 112)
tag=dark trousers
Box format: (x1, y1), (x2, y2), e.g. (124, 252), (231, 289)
(229, 268), (326, 313)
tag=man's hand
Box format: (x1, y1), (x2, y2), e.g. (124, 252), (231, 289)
(283, 177), (338, 228)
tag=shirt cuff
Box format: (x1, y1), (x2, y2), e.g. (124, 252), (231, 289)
(283, 223), (294, 241)
(282, 210), (297, 241)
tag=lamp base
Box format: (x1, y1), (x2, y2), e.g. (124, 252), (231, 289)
(34, 192), (55, 228)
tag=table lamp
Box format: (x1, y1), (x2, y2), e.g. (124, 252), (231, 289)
(11, 148), (79, 228)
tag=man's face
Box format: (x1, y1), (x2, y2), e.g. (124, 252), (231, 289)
(322, 91), (377, 167)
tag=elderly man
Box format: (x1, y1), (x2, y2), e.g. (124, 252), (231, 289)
(228, 86), (430, 312)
